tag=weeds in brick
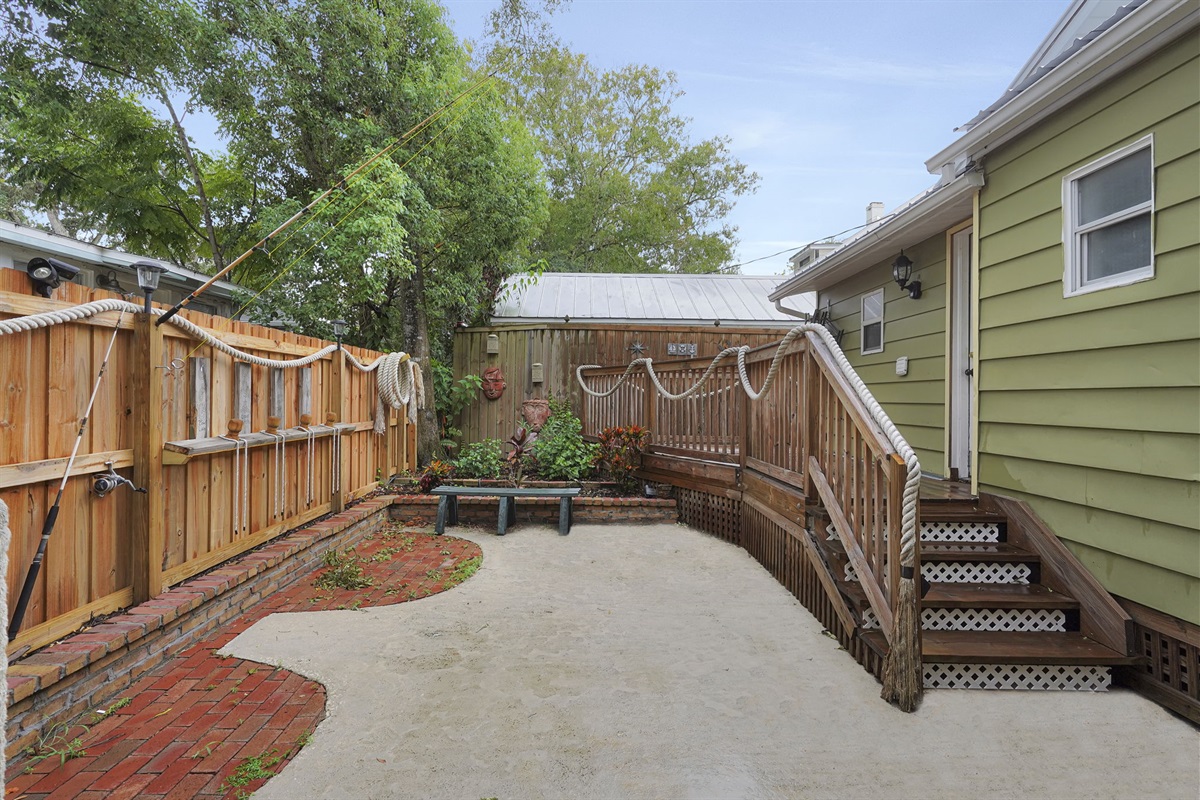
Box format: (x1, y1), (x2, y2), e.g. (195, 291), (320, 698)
(88, 696), (131, 723)
(221, 749), (285, 799)
(445, 556), (483, 588)
(425, 569), (443, 582)
(191, 741), (221, 759)
(315, 549), (373, 591)
(24, 722), (89, 770)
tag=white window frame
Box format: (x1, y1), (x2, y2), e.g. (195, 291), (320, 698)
(1062, 134), (1154, 298)
(861, 288), (884, 355)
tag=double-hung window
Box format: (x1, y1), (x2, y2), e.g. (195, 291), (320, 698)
(1063, 135), (1154, 296)
(861, 289), (884, 355)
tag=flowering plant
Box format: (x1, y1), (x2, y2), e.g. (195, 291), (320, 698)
(596, 425), (649, 494)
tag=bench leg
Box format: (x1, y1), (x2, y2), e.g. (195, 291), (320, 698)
(435, 496), (449, 535)
(559, 497), (571, 535)
(497, 496), (511, 535)
(449, 496), (459, 526)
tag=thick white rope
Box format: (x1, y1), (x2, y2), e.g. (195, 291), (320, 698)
(577, 324), (921, 569)
(0, 301), (425, 420)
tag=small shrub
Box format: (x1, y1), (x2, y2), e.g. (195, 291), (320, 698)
(506, 426), (538, 485)
(596, 425), (649, 494)
(454, 439), (504, 479)
(418, 459), (454, 493)
(530, 396), (598, 481)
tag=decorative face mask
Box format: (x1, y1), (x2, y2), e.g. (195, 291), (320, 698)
(482, 367), (506, 401)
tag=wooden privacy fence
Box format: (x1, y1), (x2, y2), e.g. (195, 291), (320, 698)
(579, 330), (915, 650)
(0, 270), (416, 655)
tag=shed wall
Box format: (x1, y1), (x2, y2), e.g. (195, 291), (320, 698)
(975, 33), (1200, 623)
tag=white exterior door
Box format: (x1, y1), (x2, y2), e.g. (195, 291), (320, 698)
(949, 227), (974, 480)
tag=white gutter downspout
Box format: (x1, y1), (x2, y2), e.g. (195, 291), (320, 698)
(774, 299), (809, 320)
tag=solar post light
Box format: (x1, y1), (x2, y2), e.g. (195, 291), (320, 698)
(134, 261), (168, 313)
(26, 256), (81, 298)
(332, 319), (347, 350)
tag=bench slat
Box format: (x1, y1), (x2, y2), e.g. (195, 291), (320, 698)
(430, 486), (581, 497)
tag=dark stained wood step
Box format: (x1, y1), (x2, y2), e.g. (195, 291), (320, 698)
(921, 542), (1036, 562)
(919, 630), (1140, 665)
(924, 583), (1077, 610)
(920, 508), (1007, 523)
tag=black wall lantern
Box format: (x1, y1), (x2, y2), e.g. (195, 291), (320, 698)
(133, 261), (168, 313)
(892, 251), (921, 299)
(27, 256), (81, 298)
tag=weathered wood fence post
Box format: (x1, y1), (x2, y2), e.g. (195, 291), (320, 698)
(330, 348), (346, 513)
(130, 314), (164, 603)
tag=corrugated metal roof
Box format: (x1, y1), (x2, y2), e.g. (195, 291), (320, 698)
(492, 272), (814, 324)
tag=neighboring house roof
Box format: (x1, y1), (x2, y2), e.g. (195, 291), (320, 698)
(773, 0), (1197, 299)
(493, 272), (814, 326)
(0, 219), (242, 308)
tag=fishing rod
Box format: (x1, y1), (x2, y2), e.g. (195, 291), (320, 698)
(10, 304), (140, 635)
(155, 73), (498, 328)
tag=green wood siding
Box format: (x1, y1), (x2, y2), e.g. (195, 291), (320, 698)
(976, 33), (1200, 623)
(817, 231), (953, 475)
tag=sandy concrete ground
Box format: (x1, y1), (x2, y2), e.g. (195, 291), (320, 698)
(223, 523), (1200, 800)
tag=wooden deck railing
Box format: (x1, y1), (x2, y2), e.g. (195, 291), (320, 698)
(580, 330), (916, 645)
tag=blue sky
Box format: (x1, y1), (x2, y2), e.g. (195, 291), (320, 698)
(442, 0), (1073, 275)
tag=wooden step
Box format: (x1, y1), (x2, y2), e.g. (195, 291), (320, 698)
(919, 631), (1139, 665)
(921, 542), (1034, 562)
(923, 583), (1077, 610)
(920, 508), (1006, 523)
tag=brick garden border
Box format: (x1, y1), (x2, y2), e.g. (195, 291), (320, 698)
(5, 495), (395, 761)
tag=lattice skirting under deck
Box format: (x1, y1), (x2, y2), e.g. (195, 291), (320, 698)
(861, 608), (1067, 632)
(921, 521), (1001, 542)
(924, 663), (1111, 691)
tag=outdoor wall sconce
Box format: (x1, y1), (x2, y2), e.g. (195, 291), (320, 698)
(486, 334), (500, 355)
(892, 251), (922, 299)
(531, 362), (544, 384)
(332, 319), (347, 350)
(133, 261), (168, 313)
(27, 256), (80, 298)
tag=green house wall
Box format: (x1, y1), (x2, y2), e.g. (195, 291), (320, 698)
(818, 230), (951, 474)
(975, 33), (1200, 624)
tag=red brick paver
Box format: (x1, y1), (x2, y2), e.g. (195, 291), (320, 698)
(5, 528), (482, 800)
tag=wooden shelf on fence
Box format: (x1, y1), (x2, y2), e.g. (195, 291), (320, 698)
(162, 423), (357, 465)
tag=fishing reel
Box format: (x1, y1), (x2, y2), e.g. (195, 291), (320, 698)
(92, 462), (147, 498)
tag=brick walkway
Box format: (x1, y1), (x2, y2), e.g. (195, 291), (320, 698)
(5, 527), (482, 800)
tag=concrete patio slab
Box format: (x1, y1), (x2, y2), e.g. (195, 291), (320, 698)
(224, 523), (1200, 800)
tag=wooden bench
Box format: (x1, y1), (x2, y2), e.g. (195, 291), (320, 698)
(429, 486), (582, 536)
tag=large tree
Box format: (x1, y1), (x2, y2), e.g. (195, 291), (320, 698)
(484, 20), (759, 273)
(0, 0), (253, 268)
(208, 0), (548, 460)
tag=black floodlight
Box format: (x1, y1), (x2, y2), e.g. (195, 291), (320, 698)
(26, 256), (81, 298)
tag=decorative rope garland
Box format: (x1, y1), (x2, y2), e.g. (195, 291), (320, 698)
(576, 323), (920, 571)
(0, 301), (425, 423)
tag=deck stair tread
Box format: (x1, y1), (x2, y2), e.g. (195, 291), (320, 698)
(920, 509), (1007, 523)
(924, 583), (1077, 609)
(919, 631), (1138, 665)
(920, 542), (1034, 562)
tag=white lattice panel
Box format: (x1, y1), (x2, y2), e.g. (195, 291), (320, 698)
(844, 563), (857, 582)
(921, 521), (1000, 542)
(923, 562), (1031, 584)
(826, 523), (839, 541)
(860, 608), (1066, 632)
(924, 663), (1111, 691)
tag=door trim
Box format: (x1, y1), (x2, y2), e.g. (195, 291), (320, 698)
(943, 219), (975, 481)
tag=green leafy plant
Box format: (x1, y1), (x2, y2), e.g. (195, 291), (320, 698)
(314, 549), (373, 591)
(445, 556), (483, 588)
(454, 438), (505, 479)
(596, 425), (649, 494)
(222, 749), (286, 800)
(24, 722), (89, 770)
(418, 459), (454, 493)
(530, 396), (598, 481)
(432, 360), (483, 449)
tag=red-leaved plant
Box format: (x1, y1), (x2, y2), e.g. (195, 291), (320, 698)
(596, 425), (648, 494)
